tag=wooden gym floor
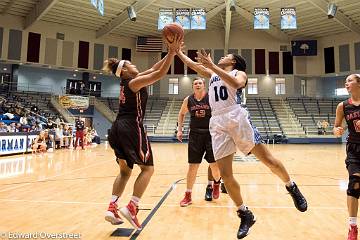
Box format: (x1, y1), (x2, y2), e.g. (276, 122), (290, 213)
(0, 143), (350, 239)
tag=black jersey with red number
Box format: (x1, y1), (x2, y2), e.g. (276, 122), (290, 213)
(187, 93), (211, 132)
(343, 98), (360, 143)
(117, 78), (148, 121)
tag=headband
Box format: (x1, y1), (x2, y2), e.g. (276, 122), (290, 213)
(115, 60), (125, 77)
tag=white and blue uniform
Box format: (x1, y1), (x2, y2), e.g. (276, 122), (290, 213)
(208, 69), (262, 160)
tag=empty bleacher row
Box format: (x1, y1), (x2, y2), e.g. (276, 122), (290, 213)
(287, 97), (346, 135)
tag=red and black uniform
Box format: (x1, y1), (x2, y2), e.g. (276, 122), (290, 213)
(344, 99), (360, 174)
(108, 77), (153, 169)
(187, 93), (215, 164)
(75, 119), (85, 148)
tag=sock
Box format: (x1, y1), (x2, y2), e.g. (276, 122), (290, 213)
(214, 178), (221, 184)
(186, 189), (192, 193)
(285, 180), (294, 187)
(111, 195), (119, 203)
(131, 196), (140, 206)
(238, 204), (248, 212)
(350, 217), (357, 226)
(208, 181), (214, 186)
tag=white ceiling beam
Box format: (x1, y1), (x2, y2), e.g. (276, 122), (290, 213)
(234, 5), (289, 42)
(185, 3), (226, 36)
(224, 0), (232, 53)
(24, 0), (59, 29)
(96, 0), (157, 38)
(307, 0), (360, 35)
(1, 0), (16, 15)
(24, 0), (58, 29)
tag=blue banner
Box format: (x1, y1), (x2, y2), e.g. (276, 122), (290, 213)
(191, 8), (206, 30)
(281, 7), (297, 30)
(175, 8), (191, 30)
(158, 8), (174, 30)
(254, 8), (270, 29)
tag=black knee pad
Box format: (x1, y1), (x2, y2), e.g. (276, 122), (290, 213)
(347, 175), (360, 199)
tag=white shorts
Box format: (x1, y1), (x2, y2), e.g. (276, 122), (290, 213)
(209, 105), (263, 160)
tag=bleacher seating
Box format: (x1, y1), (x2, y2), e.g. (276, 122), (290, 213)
(287, 97), (345, 135)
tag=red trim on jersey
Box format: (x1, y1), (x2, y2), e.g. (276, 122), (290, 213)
(135, 92), (150, 162)
(349, 98), (353, 105)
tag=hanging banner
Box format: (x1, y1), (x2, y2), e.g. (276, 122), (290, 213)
(97, 0), (104, 16)
(191, 8), (206, 30)
(175, 8), (191, 30)
(254, 8), (270, 29)
(59, 95), (89, 110)
(158, 8), (174, 30)
(281, 7), (297, 29)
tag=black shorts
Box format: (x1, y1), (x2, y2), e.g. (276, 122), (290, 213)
(108, 118), (153, 169)
(188, 130), (215, 164)
(346, 142), (360, 175)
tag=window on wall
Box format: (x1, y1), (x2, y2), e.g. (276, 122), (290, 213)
(168, 78), (179, 94)
(148, 84), (153, 96)
(301, 79), (306, 96)
(275, 78), (286, 95)
(247, 78), (258, 94)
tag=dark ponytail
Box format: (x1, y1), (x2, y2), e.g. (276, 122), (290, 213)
(232, 54), (247, 72)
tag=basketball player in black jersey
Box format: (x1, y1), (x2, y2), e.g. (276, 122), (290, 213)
(102, 37), (181, 230)
(177, 77), (221, 206)
(334, 74), (360, 240)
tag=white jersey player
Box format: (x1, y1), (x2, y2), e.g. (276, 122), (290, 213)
(177, 48), (307, 239)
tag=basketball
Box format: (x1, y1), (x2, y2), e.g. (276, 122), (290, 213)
(162, 23), (184, 43)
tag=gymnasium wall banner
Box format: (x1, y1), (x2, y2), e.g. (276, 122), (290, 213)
(0, 133), (38, 155)
(280, 7), (297, 30)
(158, 8), (174, 30)
(59, 95), (89, 110)
(253, 8), (270, 30)
(97, 0), (104, 16)
(89, 0), (103, 16)
(191, 8), (206, 30)
(90, 0), (97, 8)
(175, 8), (191, 30)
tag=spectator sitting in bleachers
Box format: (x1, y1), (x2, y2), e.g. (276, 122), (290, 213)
(317, 120), (322, 135)
(321, 119), (329, 135)
(15, 123), (22, 132)
(0, 121), (7, 132)
(55, 124), (64, 149)
(62, 124), (71, 148)
(91, 128), (100, 144)
(44, 129), (54, 152)
(8, 122), (17, 132)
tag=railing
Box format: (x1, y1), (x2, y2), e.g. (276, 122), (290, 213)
(1, 81), (54, 94)
(93, 97), (116, 122)
(279, 98), (303, 135)
(145, 124), (156, 135)
(162, 98), (175, 135)
(50, 96), (75, 124)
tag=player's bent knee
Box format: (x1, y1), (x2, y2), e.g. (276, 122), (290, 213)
(347, 175), (360, 199)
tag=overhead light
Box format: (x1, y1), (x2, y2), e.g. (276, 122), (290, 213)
(93, 76), (97, 80)
(127, 6), (136, 21)
(74, 69), (79, 72)
(99, 72), (103, 75)
(19, 63), (23, 65)
(73, 74), (77, 77)
(327, 3), (337, 19)
(230, 0), (236, 11)
(3, 68), (7, 71)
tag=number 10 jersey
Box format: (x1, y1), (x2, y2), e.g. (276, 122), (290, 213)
(208, 69), (244, 115)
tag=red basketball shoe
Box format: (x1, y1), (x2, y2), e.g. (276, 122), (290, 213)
(105, 202), (124, 225)
(120, 201), (142, 230)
